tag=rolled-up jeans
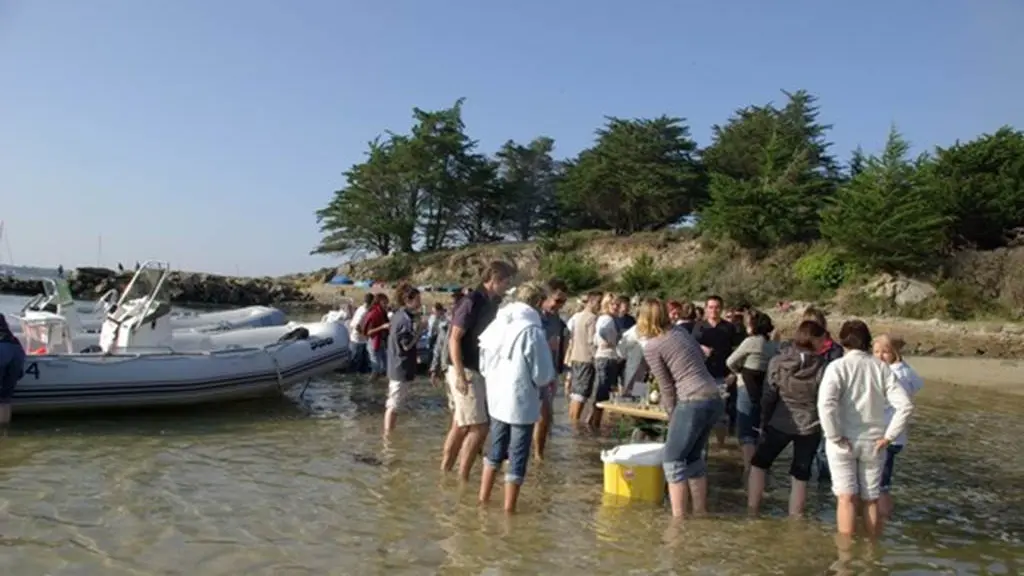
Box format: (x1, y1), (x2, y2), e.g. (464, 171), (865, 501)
(485, 419), (535, 485)
(662, 396), (725, 483)
(735, 385), (760, 446)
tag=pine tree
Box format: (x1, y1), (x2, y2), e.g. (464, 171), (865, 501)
(821, 127), (949, 273)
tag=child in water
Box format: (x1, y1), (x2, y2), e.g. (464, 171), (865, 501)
(872, 334), (924, 520)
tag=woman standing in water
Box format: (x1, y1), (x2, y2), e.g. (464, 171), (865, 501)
(477, 283), (556, 513)
(637, 299), (724, 519)
(727, 310), (779, 472)
(747, 320), (827, 517)
(872, 334), (924, 520)
(818, 320), (914, 539)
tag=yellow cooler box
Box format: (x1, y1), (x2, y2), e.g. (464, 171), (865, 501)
(600, 443), (666, 503)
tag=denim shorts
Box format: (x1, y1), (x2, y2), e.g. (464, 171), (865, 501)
(0, 342), (26, 403)
(735, 385), (760, 446)
(662, 396), (725, 483)
(880, 444), (903, 494)
(369, 345), (387, 375)
(485, 419), (535, 485)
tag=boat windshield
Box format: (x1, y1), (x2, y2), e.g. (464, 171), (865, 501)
(122, 265), (170, 304)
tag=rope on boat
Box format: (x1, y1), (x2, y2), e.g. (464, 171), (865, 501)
(265, 347), (284, 394)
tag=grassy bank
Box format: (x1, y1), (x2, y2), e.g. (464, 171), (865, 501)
(324, 229), (1024, 323)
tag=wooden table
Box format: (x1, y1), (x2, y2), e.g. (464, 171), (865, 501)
(595, 400), (669, 422)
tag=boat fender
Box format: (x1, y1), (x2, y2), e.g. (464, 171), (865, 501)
(278, 327), (310, 342)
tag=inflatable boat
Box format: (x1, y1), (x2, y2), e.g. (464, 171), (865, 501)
(4, 277), (288, 335)
(10, 261), (351, 414)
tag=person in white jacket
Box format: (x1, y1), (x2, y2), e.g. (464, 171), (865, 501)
(872, 334), (924, 520)
(477, 283), (557, 514)
(817, 320), (914, 540)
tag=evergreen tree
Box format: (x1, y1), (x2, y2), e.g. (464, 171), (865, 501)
(821, 127), (949, 273)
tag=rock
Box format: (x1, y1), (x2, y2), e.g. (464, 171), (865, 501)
(863, 274), (937, 306)
(0, 268), (312, 307)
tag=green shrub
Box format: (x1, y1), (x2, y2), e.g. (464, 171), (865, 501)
(794, 248), (847, 291)
(619, 253), (661, 294)
(374, 253), (414, 282)
(540, 253), (601, 293)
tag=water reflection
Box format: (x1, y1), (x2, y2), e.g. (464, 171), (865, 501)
(0, 375), (1021, 574)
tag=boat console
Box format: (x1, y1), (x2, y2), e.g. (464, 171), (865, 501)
(100, 261), (180, 353)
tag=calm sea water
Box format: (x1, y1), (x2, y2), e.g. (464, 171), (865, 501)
(0, 294), (1022, 575)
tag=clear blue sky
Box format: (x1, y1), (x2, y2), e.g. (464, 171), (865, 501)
(1, 0), (1020, 277)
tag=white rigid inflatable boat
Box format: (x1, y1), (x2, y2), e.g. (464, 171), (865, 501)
(4, 277), (288, 335)
(10, 261), (351, 414)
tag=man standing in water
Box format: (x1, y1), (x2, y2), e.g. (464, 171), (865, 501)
(383, 285), (421, 436)
(565, 292), (601, 426)
(441, 261), (516, 481)
(534, 277), (569, 460)
(693, 295), (739, 448)
(0, 314), (26, 427)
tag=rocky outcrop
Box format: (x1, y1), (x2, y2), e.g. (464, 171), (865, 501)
(0, 267), (312, 306)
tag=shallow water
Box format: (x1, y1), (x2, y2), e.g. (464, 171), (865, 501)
(1, 295), (1023, 574)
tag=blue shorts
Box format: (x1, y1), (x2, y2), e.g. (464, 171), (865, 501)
(486, 419), (535, 485)
(0, 342), (26, 404)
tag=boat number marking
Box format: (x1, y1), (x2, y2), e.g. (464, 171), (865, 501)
(309, 337), (335, 351)
(25, 362), (40, 380)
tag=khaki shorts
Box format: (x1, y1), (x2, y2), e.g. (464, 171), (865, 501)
(386, 380), (410, 411)
(446, 366), (488, 427)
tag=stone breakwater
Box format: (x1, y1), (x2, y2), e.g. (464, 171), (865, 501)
(0, 267), (312, 307)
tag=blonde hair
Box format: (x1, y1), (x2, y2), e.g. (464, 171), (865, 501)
(636, 298), (671, 339)
(874, 334), (905, 361)
(515, 282), (547, 309)
(600, 292), (618, 315)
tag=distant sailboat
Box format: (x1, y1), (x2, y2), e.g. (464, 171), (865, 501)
(0, 220), (14, 276)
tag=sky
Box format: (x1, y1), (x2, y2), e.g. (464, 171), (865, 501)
(1, 0), (1021, 277)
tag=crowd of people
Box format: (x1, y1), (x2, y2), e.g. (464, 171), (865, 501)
(339, 259), (923, 540)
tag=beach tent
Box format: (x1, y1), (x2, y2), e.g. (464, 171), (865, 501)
(329, 274), (354, 285)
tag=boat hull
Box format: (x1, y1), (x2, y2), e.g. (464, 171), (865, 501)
(11, 322), (351, 414)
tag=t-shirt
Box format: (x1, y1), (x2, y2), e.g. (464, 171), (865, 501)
(541, 310), (567, 372)
(593, 314), (620, 360)
(386, 308), (418, 382)
(450, 288), (499, 372)
(361, 304), (389, 350)
(348, 305), (368, 344)
(566, 310), (597, 363)
(0, 314), (22, 347)
(693, 319), (738, 379)
(614, 314), (636, 333)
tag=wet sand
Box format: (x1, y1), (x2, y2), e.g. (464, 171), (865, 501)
(907, 355), (1023, 395)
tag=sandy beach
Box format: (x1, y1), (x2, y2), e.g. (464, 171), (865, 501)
(906, 356), (1023, 395)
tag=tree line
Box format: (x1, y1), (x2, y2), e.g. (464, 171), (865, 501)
(313, 90), (1024, 276)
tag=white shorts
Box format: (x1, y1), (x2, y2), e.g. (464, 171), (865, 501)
(386, 380), (411, 411)
(825, 439), (887, 501)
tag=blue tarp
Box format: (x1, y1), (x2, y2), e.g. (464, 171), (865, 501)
(329, 274), (354, 285)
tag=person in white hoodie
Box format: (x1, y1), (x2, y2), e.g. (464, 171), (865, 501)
(477, 283), (557, 514)
(817, 320), (914, 540)
(872, 334), (924, 520)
